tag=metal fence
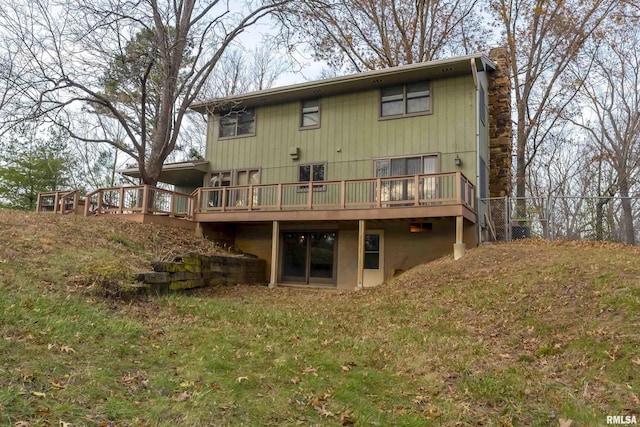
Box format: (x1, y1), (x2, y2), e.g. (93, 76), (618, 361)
(482, 196), (640, 244)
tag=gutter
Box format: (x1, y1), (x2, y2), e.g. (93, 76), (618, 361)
(470, 57), (482, 244)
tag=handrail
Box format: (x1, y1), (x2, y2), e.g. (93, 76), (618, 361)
(36, 189), (82, 214)
(74, 172), (475, 219)
(195, 172), (475, 214)
(85, 185), (194, 218)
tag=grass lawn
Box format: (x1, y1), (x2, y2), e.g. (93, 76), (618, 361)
(0, 211), (638, 426)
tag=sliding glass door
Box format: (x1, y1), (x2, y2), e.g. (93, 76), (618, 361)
(374, 155), (438, 203)
(281, 232), (337, 285)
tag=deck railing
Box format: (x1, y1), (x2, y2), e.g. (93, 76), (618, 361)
(39, 173), (473, 219)
(193, 172), (475, 214)
(84, 185), (194, 218)
(36, 190), (83, 214)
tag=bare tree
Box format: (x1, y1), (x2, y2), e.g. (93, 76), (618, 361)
(203, 40), (293, 99)
(567, 27), (640, 244)
(491, 0), (623, 215)
(0, 0), (290, 186)
(276, 0), (485, 72)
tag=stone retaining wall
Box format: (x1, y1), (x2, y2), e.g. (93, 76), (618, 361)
(136, 253), (266, 292)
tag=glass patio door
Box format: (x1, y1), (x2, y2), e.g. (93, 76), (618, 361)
(232, 169), (259, 207)
(281, 232), (337, 285)
(375, 155), (438, 203)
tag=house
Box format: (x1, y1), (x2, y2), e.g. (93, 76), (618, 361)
(113, 49), (513, 289)
(185, 49), (512, 289)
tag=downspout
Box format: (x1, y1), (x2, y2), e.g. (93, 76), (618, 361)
(470, 58), (481, 245)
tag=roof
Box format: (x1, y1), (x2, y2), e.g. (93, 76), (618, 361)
(118, 160), (210, 188)
(191, 53), (496, 114)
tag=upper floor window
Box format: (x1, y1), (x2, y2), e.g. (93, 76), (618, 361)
(301, 99), (320, 128)
(381, 81), (431, 117)
(298, 163), (326, 191)
(219, 108), (255, 138)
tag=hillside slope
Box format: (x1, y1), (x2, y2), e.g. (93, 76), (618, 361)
(1, 211), (638, 426)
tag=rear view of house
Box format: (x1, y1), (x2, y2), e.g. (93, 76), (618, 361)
(118, 49), (513, 289)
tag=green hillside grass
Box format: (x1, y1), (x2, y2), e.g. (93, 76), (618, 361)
(1, 211), (638, 426)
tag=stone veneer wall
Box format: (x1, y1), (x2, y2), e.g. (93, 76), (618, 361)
(488, 47), (513, 198)
(136, 253), (266, 293)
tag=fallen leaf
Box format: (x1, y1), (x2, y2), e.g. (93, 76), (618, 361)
(60, 345), (76, 354)
(302, 367), (318, 376)
(59, 422), (70, 427)
(31, 391), (46, 398)
(340, 412), (355, 426)
(14, 422), (30, 427)
(558, 419), (573, 427)
(175, 391), (191, 402)
(413, 395), (428, 404)
(290, 377), (300, 384)
(314, 405), (334, 417)
(236, 376), (248, 383)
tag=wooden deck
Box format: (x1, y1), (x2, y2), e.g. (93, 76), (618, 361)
(192, 172), (476, 223)
(36, 172), (476, 224)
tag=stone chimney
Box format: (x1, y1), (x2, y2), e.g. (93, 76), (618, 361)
(487, 47), (512, 197)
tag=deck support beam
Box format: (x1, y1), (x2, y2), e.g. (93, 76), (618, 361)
(269, 220), (280, 288)
(357, 219), (366, 288)
(454, 215), (466, 260)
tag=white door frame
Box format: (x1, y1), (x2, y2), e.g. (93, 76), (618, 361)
(363, 229), (384, 287)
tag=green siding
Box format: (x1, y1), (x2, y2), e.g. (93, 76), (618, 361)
(206, 75), (480, 187)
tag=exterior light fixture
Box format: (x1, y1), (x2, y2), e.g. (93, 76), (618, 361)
(455, 155), (462, 166)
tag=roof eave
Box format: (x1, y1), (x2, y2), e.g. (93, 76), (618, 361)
(191, 53), (496, 114)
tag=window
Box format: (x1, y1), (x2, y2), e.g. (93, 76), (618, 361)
(301, 99), (320, 128)
(209, 171), (232, 187)
(374, 155), (438, 202)
(381, 81), (431, 117)
(207, 171), (231, 208)
(479, 157), (487, 199)
(298, 163), (325, 191)
(219, 108), (255, 138)
(479, 84), (486, 126)
(364, 234), (380, 269)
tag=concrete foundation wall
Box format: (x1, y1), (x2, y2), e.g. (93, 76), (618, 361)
(231, 219), (476, 289)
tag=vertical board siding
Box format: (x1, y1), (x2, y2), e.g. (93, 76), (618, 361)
(206, 75), (478, 186)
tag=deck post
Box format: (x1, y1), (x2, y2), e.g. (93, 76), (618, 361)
(269, 220), (280, 288)
(276, 184), (282, 210)
(221, 188), (227, 212)
(357, 219), (366, 288)
(454, 215), (466, 260)
(141, 186), (149, 214)
(118, 187), (125, 214)
(169, 191), (175, 217)
(53, 192), (60, 214)
(36, 193), (43, 213)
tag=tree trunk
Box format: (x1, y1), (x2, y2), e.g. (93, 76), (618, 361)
(618, 175), (635, 244)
